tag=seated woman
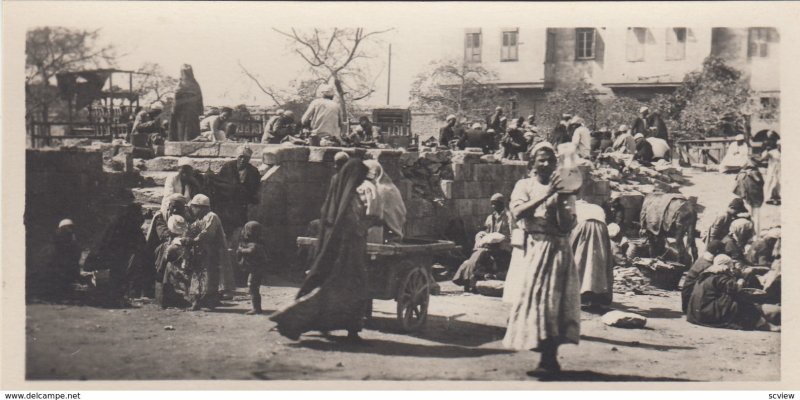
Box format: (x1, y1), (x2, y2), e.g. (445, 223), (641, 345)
(361, 160), (407, 242)
(453, 232), (508, 293)
(721, 218), (755, 263)
(147, 194), (187, 302)
(746, 226), (780, 266)
(687, 254), (780, 332)
(159, 215), (192, 308)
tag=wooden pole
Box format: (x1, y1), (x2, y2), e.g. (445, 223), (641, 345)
(386, 44), (392, 106)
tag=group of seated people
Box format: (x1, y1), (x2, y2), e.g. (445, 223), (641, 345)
(682, 196), (781, 331)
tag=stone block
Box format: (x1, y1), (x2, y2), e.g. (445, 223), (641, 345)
(131, 187), (164, 205)
(450, 151), (482, 165)
(366, 149), (404, 163)
(464, 182), (495, 199)
(601, 311), (647, 329)
(164, 142), (220, 157)
(475, 280), (504, 297)
(272, 145), (311, 162)
(473, 164), (499, 181)
(453, 199), (479, 217)
(399, 151), (420, 167)
(218, 142), (270, 159)
(450, 163), (475, 181)
(307, 146), (366, 162)
(407, 198), (436, 219)
(440, 180), (453, 199)
(421, 150), (452, 163)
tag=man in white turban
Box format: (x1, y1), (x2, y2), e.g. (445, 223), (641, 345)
(301, 84), (343, 145)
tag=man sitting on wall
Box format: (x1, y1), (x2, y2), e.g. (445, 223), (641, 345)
(197, 107), (232, 142)
(719, 134), (750, 173)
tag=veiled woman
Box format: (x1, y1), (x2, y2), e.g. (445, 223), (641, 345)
(83, 204), (146, 307)
(146, 194), (187, 303)
(169, 64), (203, 141)
(270, 159), (371, 342)
(502, 142), (580, 376)
(570, 200), (614, 308)
(362, 159), (407, 241)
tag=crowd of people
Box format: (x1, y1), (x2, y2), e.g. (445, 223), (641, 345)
(432, 106), (672, 168)
(124, 64), (384, 152)
(43, 63), (782, 377)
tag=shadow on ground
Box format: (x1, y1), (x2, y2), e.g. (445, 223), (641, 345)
(612, 302), (686, 320)
(291, 337), (513, 358)
(367, 312), (507, 347)
(580, 335), (695, 351)
(534, 370), (694, 382)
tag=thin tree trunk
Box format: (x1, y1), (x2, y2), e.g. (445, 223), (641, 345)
(333, 77), (347, 135)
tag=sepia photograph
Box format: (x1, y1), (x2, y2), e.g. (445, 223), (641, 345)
(3, 1), (798, 390)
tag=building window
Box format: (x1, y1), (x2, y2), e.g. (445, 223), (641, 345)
(546, 30), (556, 63)
(508, 99), (518, 118)
(501, 29), (519, 62)
(749, 27), (778, 58)
(626, 27), (646, 62)
(760, 97), (779, 120)
(465, 30), (482, 63)
(575, 28), (596, 60)
(666, 27), (687, 61)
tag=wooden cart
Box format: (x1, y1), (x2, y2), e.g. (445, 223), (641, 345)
(296, 237), (458, 332)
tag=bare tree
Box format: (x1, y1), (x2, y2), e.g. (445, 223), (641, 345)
(410, 58), (509, 122)
(272, 28), (391, 120)
(134, 62), (178, 105)
(26, 26), (116, 122)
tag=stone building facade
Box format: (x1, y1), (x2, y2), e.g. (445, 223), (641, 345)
(449, 26), (780, 132)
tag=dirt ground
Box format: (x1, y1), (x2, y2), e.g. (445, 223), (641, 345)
(25, 169), (781, 381)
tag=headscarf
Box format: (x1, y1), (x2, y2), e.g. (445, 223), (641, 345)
(167, 215), (188, 236)
(705, 254), (733, 274)
(728, 197), (747, 214)
(363, 160), (407, 239)
(160, 193), (187, 219)
(174, 64), (203, 111)
(240, 221), (265, 245)
(729, 218), (754, 245)
(298, 159), (368, 298)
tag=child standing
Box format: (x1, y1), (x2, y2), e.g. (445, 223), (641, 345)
(236, 221), (268, 315)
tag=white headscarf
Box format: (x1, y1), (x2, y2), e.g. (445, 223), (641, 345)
(362, 159), (407, 239)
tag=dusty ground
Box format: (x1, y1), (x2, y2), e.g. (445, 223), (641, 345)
(26, 169), (780, 381)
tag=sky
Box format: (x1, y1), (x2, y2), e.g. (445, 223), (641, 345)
(20, 2), (464, 108)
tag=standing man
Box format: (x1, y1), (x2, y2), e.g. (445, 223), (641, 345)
(198, 107), (232, 142)
(570, 116), (592, 159)
(212, 146), (261, 238)
(487, 106), (507, 134)
(439, 114), (461, 147)
(550, 113), (572, 144)
(632, 106), (650, 136)
(301, 84), (343, 145)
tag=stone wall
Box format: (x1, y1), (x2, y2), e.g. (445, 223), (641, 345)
(25, 148), (134, 278)
(216, 143), (613, 268)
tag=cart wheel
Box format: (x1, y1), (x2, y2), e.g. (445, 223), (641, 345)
(396, 266), (430, 333)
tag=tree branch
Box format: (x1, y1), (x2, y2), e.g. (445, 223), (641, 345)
(237, 60), (284, 107)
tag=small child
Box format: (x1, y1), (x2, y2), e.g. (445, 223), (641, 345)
(236, 221), (268, 315)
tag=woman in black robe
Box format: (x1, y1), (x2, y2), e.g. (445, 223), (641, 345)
(83, 204), (146, 307)
(169, 64), (204, 141)
(270, 159), (371, 341)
